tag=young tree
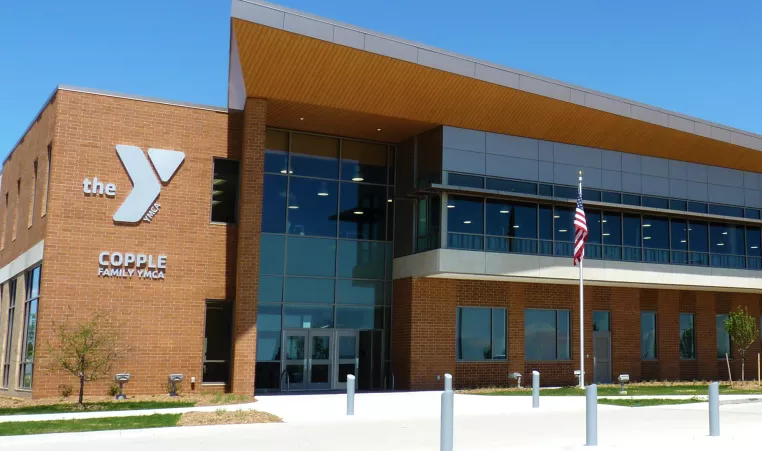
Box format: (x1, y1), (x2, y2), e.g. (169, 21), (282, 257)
(723, 306), (759, 383)
(48, 313), (128, 405)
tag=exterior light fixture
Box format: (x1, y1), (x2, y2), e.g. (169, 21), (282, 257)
(114, 373), (130, 400)
(618, 374), (630, 395)
(168, 374), (184, 397)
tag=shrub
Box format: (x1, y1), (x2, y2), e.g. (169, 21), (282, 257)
(107, 383), (120, 397)
(59, 384), (73, 398)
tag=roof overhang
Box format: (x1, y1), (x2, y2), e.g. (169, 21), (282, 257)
(230, 0), (762, 172)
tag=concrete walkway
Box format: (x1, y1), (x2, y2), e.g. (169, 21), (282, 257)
(1, 392), (762, 450)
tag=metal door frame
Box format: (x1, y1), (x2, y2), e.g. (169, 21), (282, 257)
(281, 329), (308, 391)
(307, 329), (333, 390)
(334, 329), (360, 390)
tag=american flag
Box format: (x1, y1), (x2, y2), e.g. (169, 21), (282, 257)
(573, 187), (588, 266)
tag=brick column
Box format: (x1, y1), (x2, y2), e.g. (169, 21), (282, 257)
(696, 292), (717, 380)
(657, 290), (680, 380)
(231, 98), (266, 394)
(611, 287), (641, 380)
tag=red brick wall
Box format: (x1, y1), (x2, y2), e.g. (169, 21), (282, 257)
(392, 277), (762, 389)
(231, 98), (266, 395)
(31, 89), (241, 398)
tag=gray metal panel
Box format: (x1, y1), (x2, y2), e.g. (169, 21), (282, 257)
(284, 13), (333, 42)
(621, 153), (641, 174)
(641, 175), (670, 197)
(364, 34), (417, 63)
(621, 172), (642, 193)
(707, 166), (744, 188)
(745, 190), (762, 208)
(486, 133), (538, 159)
(631, 105), (669, 127)
(442, 127), (485, 153)
(708, 184), (744, 205)
(418, 49), (475, 77)
(554, 164), (601, 188)
(711, 126), (732, 143)
(442, 148), (485, 175)
(232, 1), (285, 28)
(553, 143), (601, 168)
(694, 122), (712, 138)
(668, 160), (687, 180)
(601, 170), (622, 191)
(686, 163), (708, 182)
(519, 76), (571, 101)
(333, 27), (364, 49)
(570, 89), (585, 106)
(731, 132), (762, 151)
(640, 156), (669, 178)
(669, 179), (688, 199)
(686, 181), (708, 201)
(538, 141), (554, 162)
(668, 115), (694, 134)
(474, 64), (519, 88)
(539, 161), (554, 182)
(600, 150), (621, 171)
(486, 154), (538, 181)
(584, 93), (631, 117)
(744, 172), (761, 190)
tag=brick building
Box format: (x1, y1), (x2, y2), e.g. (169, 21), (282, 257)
(2, 1), (762, 398)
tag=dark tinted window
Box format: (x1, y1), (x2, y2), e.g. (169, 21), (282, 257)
(264, 130), (289, 174)
(203, 302), (231, 383)
(341, 140), (387, 184)
(669, 200), (687, 211)
(746, 209), (761, 220)
(642, 216), (668, 249)
(554, 186), (576, 199)
(287, 178), (338, 237)
(289, 133), (339, 179)
(284, 305), (334, 329)
(689, 222), (708, 252)
(525, 309), (570, 361)
(679, 313), (695, 359)
(260, 235), (285, 274)
(554, 207), (574, 242)
(448, 173), (484, 188)
(339, 183), (386, 240)
(622, 194), (641, 206)
(642, 196), (669, 209)
(709, 204), (743, 218)
(641, 312), (657, 360)
(671, 219), (688, 250)
(336, 306), (383, 329)
(457, 308), (506, 360)
(485, 200), (537, 238)
(538, 205), (553, 240)
(623, 214), (641, 247)
(486, 178), (537, 195)
(262, 174), (287, 233)
(710, 223), (745, 255)
(593, 311), (610, 332)
(211, 159), (239, 223)
(602, 192), (621, 204)
(336, 280), (384, 305)
(747, 227), (761, 257)
(337, 240), (385, 279)
(538, 184), (553, 197)
(286, 237), (336, 277)
(447, 195), (484, 234)
(602, 212), (621, 245)
(258, 275), (283, 302)
(717, 315), (731, 358)
(284, 277), (335, 303)
(582, 189), (601, 202)
(587, 211), (601, 244)
(688, 202), (708, 214)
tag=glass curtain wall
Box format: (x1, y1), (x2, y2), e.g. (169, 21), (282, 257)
(257, 129), (394, 392)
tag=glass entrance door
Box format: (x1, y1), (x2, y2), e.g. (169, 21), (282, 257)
(282, 330), (307, 391)
(335, 330), (359, 390)
(308, 330), (332, 390)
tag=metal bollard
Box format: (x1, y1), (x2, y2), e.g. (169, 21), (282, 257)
(709, 382), (719, 437)
(440, 373), (454, 451)
(347, 374), (355, 416)
(586, 384), (598, 446)
(532, 370), (540, 408)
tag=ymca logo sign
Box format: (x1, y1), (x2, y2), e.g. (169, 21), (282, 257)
(83, 145), (185, 224)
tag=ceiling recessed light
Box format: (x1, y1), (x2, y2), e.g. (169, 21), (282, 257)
(717, 243), (724, 246)
(558, 229), (567, 233)
(643, 224), (651, 227)
(447, 205), (455, 209)
(299, 117), (304, 121)
(288, 205), (299, 209)
(499, 210), (509, 214)
(553, 215), (560, 219)
(681, 240), (687, 243)
(752, 246), (759, 249)
(644, 236), (651, 240)
(387, 199), (393, 203)
(463, 220), (472, 224)
(602, 220), (607, 223)
(722, 232), (728, 235)
(354, 211), (364, 215)
(602, 233), (610, 236)
(377, 128), (382, 131)
(352, 177), (364, 182)
(512, 225), (520, 228)
(317, 192), (329, 197)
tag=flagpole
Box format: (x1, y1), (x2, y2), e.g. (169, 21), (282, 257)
(579, 171), (585, 389)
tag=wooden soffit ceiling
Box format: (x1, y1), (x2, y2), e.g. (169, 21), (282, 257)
(233, 18), (762, 172)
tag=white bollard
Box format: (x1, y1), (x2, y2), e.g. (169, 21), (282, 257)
(586, 384), (598, 446)
(440, 373), (454, 451)
(347, 374), (355, 416)
(532, 370), (540, 408)
(709, 382), (719, 437)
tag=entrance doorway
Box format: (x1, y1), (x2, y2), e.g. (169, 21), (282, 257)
(281, 329), (360, 391)
(592, 311), (612, 384)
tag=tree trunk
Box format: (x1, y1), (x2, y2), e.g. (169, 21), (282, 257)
(742, 354), (746, 383)
(78, 373), (85, 405)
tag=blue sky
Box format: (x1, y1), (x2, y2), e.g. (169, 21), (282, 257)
(1, 0), (761, 158)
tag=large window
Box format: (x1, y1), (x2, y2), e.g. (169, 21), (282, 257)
(447, 195), (484, 250)
(641, 312), (657, 360)
(524, 309), (571, 361)
(716, 314), (732, 359)
(203, 301), (231, 384)
(2, 279), (16, 388)
(679, 313), (695, 360)
(18, 266), (40, 389)
(456, 307), (506, 361)
(210, 158), (239, 224)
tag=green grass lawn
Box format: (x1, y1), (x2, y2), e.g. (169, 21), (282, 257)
(0, 401), (195, 416)
(0, 414), (181, 436)
(599, 397), (706, 407)
(477, 384), (762, 396)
